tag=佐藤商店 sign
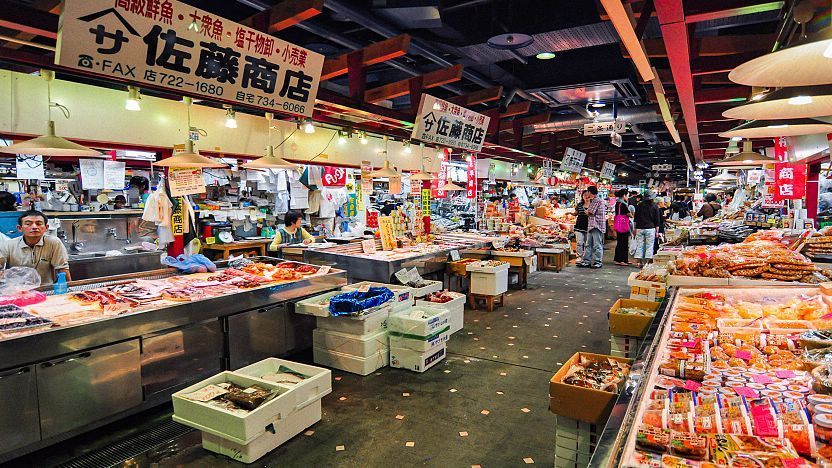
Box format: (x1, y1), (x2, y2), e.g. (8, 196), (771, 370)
(55, 0), (324, 117)
(411, 95), (490, 152)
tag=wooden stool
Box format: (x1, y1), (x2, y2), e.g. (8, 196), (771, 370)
(447, 272), (467, 292)
(537, 252), (561, 272)
(468, 292), (505, 312)
(507, 265), (528, 289)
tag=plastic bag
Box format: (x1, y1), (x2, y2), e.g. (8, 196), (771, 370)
(0, 267), (42, 295)
(328, 287), (394, 316)
(163, 254), (217, 274)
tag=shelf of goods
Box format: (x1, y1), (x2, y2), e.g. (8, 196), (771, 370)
(303, 233), (496, 283)
(0, 257), (346, 462)
(591, 285), (832, 467)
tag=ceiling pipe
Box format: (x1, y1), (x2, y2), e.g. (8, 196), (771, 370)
(530, 105), (664, 133)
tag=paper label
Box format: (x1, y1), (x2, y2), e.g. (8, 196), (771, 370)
(450, 250), (460, 261)
(751, 374), (773, 384)
(684, 380), (702, 392)
(317, 265), (331, 275)
(394, 268), (411, 285)
(733, 386), (759, 398)
(358, 283), (371, 293)
(734, 350), (752, 361)
(680, 340), (698, 349)
(361, 239), (377, 254)
(775, 370), (796, 379)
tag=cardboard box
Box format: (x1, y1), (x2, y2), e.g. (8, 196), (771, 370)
(548, 352), (632, 424)
(627, 272), (668, 302)
(608, 298), (660, 338)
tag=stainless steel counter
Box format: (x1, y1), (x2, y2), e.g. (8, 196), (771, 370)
(303, 234), (493, 283)
(0, 258), (346, 462)
(68, 250), (163, 280)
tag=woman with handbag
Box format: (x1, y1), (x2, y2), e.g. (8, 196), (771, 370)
(613, 188), (631, 266)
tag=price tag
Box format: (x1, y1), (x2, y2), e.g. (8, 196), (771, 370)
(734, 350), (752, 361)
(733, 386), (759, 398)
(751, 374), (773, 384)
(683, 380), (702, 392)
(775, 370), (796, 379)
(450, 250), (460, 261)
(205, 237), (216, 245)
(317, 265), (331, 275)
(362, 239), (377, 254)
(358, 283), (371, 293)
(680, 340), (698, 349)
(408, 267), (422, 283)
(394, 268), (411, 285)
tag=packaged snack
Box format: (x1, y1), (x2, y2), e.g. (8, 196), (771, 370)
(748, 399), (782, 438)
(669, 431), (709, 460)
(661, 454), (700, 467)
(224, 384), (275, 411)
(630, 450), (663, 468)
(636, 424), (671, 453)
(778, 411), (815, 456)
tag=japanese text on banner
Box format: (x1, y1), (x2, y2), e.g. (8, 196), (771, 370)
(466, 155), (477, 199)
(410, 95), (490, 152)
(56, 0), (323, 117)
(773, 162), (806, 201)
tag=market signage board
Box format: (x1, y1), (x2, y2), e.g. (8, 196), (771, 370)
(773, 136), (790, 162)
(466, 154), (477, 199)
(762, 167), (783, 208)
(773, 162), (806, 201)
(410, 95), (490, 152)
(56, 0), (324, 117)
(600, 161), (616, 180)
(79, 159), (127, 190)
(360, 160), (373, 191)
(582, 119), (625, 136)
(651, 164), (673, 172)
(378, 216), (395, 251)
(169, 167), (206, 196)
(560, 147), (586, 173)
(16, 156), (45, 180)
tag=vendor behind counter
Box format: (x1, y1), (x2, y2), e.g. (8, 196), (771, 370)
(0, 210), (70, 285)
(269, 211), (313, 251)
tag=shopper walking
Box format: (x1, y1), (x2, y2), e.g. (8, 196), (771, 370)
(633, 190), (661, 267)
(574, 190), (590, 262)
(697, 193), (721, 219)
(578, 186), (606, 269)
(612, 189), (631, 266)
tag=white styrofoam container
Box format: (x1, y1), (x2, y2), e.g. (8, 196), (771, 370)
(294, 291), (342, 317)
(312, 328), (388, 358)
(389, 329), (449, 352)
(491, 249), (534, 257)
(416, 291), (465, 334)
(466, 262), (510, 274)
(313, 346), (389, 376)
(390, 343), (446, 373)
(172, 372), (296, 445)
(341, 282), (414, 312)
(201, 399), (322, 464)
(470, 269), (509, 295)
(388, 306), (450, 337)
(234, 358), (332, 411)
(315, 305), (390, 335)
(411, 280), (443, 298)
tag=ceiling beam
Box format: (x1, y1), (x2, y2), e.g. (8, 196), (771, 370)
(694, 86), (750, 105)
(627, 34), (777, 57)
(697, 106), (739, 122)
(448, 86), (504, 106)
(499, 113), (551, 132)
(241, 0), (324, 32)
(0, 0), (57, 39)
(654, 0), (701, 159)
(321, 34), (410, 81)
(364, 64), (464, 103)
(691, 53), (763, 75)
(684, 0), (784, 23)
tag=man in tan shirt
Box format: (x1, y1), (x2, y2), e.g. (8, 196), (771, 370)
(0, 210), (70, 286)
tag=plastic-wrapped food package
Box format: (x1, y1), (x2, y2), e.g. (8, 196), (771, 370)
(0, 267), (46, 307)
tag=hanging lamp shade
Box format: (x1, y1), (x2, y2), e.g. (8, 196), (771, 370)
(0, 120), (103, 157)
(710, 169), (738, 182)
(441, 179), (466, 191)
(722, 85), (832, 120)
(368, 160), (402, 178)
(409, 170), (436, 181)
(154, 139), (227, 168)
(712, 141), (775, 167)
(728, 28), (832, 87)
(718, 118), (832, 139)
(241, 145), (297, 169)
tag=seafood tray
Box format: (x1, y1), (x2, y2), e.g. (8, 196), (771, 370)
(0, 306), (52, 333)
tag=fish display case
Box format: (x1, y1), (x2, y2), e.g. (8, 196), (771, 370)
(591, 285), (832, 467)
(303, 233), (496, 283)
(0, 257), (346, 462)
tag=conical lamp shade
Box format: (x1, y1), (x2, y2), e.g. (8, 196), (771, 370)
(0, 120), (102, 157)
(718, 118), (832, 139)
(728, 29), (832, 87)
(442, 180), (466, 191)
(409, 170), (436, 181)
(155, 140), (227, 168)
(722, 85), (832, 120)
(241, 146), (297, 169)
(368, 160), (401, 178)
(712, 141), (774, 167)
(711, 169), (738, 182)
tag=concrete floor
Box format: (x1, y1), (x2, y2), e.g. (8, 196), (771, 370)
(12, 250), (634, 468)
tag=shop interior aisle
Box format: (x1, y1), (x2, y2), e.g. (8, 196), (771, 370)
(12, 260), (632, 468)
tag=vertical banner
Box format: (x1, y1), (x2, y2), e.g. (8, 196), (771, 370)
(378, 216), (395, 250)
(433, 161), (448, 197)
(773, 137), (790, 162)
(466, 155), (477, 198)
(762, 167), (783, 208)
(360, 160), (373, 192)
(773, 162), (807, 201)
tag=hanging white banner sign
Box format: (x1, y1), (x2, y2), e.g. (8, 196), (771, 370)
(411, 94), (490, 152)
(560, 147), (586, 173)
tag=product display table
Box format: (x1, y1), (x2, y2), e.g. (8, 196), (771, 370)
(202, 239), (272, 259)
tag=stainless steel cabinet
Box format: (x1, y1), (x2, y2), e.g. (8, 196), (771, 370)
(140, 320), (223, 400)
(0, 366), (39, 453)
(227, 304), (289, 369)
(286, 302), (317, 353)
(37, 340), (142, 439)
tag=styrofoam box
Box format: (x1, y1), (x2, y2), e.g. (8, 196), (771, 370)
(315, 305), (390, 335)
(470, 269), (509, 296)
(312, 328), (388, 358)
(491, 249), (534, 257)
(388, 305), (450, 337)
(172, 372), (296, 445)
(466, 262), (510, 274)
(411, 280), (443, 298)
(294, 291), (343, 317)
(389, 329), (449, 352)
(201, 399), (322, 464)
(416, 292), (465, 334)
(313, 346), (389, 376)
(234, 358), (332, 411)
(390, 343), (446, 373)
(341, 282), (414, 312)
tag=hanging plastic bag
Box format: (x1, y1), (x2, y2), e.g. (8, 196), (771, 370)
(0, 267), (47, 306)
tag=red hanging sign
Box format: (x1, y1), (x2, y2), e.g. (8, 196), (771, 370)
(466, 155), (477, 199)
(432, 161), (448, 197)
(773, 137), (790, 162)
(773, 162), (807, 201)
(322, 166), (347, 187)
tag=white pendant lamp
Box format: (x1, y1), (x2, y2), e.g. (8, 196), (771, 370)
(155, 97), (227, 168)
(719, 118), (832, 139)
(0, 70), (102, 158)
(241, 113), (297, 170)
(729, 28), (832, 87)
(712, 141), (775, 167)
(368, 137), (402, 179)
(710, 169), (738, 182)
(409, 143), (436, 181)
(441, 179), (466, 191)
(722, 85), (832, 120)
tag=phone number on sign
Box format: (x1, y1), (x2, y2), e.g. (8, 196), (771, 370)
(235, 92), (306, 114)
